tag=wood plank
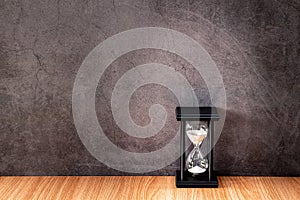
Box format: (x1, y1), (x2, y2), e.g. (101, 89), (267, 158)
(0, 176), (299, 200)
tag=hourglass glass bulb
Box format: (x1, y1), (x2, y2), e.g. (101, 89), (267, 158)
(186, 125), (208, 146)
(186, 123), (208, 174)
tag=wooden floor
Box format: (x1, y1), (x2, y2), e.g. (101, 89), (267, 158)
(0, 176), (299, 200)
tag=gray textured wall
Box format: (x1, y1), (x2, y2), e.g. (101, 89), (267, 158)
(0, 0), (299, 176)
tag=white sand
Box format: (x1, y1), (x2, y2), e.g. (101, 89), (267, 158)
(188, 166), (206, 174)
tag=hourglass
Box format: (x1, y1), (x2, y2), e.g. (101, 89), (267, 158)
(185, 122), (208, 174)
(175, 107), (219, 188)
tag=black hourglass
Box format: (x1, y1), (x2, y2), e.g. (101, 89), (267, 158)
(175, 107), (220, 188)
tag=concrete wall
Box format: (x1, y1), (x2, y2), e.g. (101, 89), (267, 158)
(0, 0), (299, 175)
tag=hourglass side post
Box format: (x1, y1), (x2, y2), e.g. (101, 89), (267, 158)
(208, 120), (214, 181)
(180, 120), (185, 181)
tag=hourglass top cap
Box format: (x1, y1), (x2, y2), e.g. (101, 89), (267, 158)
(176, 107), (220, 121)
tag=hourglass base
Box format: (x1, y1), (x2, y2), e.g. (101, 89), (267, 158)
(175, 170), (218, 188)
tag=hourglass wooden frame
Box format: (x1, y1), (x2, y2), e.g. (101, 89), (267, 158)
(175, 107), (219, 188)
